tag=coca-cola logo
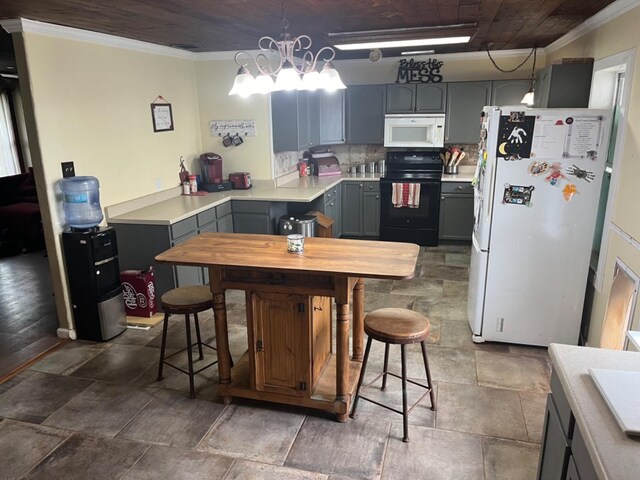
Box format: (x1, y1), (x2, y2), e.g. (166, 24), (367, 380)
(147, 281), (155, 308)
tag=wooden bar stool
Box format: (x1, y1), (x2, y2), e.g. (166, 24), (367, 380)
(350, 307), (436, 442)
(156, 285), (231, 399)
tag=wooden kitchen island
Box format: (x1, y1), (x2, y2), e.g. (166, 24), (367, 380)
(155, 233), (419, 421)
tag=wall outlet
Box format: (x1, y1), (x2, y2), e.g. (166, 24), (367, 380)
(61, 161), (75, 178)
(155, 178), (162, 191)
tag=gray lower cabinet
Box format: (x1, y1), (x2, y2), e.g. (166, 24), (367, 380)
(232, 200), (287, 235)
(341, 182), (362, 236)
(445, 81), (492, 144)
(491, 79), (531, 107)
(110, 202), (234, 300)
(346, 85), (386, 144)
(323, 184), (342, 238)
(342, 181), (380, 237)
(363, 190), (380, 237)
(534, 63), (593, 108)
(537, 371), (598, 480)
(439, 182), (473, 241)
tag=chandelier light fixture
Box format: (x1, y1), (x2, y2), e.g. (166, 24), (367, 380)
(228, 0), (346, 98)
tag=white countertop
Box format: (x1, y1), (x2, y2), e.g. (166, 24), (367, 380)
(549, 344), (640, 480)
(107, 169), (471, 226)
(441, 165), (475, 183)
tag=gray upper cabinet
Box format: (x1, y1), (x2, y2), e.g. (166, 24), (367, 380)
(319, 90), (345, 145)
(346, 85), (386, 145)
(534, 63), (593, 108)
(445, 81), (492, 144)
(386, 84), (416, 113)
(271, 91), (311, 152)
(416, 84), (447, 113)
(491, 79), (531, 107)
(387, 83), (447, 113)
(272, 90), (344, 151)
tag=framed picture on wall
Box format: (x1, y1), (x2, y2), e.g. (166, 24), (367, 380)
(151, 102), (174, 132)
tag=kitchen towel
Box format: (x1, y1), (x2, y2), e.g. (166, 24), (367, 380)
(392, 183), (421, 208)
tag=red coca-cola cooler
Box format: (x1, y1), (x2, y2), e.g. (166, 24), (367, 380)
(120, 267), (157, 317)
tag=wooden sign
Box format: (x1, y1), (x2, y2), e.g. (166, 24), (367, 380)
(209, 119), (256, 137)
(396, 58), (444, 84)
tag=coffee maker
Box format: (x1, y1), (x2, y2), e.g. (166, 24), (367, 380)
(200, 153), (231, 191)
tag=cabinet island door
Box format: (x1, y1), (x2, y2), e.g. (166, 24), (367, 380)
(250, 292), (310, 397)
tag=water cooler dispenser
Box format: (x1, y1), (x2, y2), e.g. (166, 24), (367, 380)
(62, 227), (127, 341)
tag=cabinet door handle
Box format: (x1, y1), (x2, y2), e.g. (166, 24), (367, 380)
(256, 340), (264, 352)
(441, 196), (445, 200)
(375, 195), (380, 199)
(458, 186), (463, 190)
(359, 184), (363, 188)
(330, 202), (335, 206)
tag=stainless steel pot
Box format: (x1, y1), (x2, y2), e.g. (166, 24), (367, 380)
(356, 163), (366, 173)
(278, 215), (317, 237)
(365, 162), (376, 173)
(376, 160), (386, 174)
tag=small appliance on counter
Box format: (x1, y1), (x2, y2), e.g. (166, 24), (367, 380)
(311, 156), (341, 176)
(229, 172), (252, 189)
(200, 152), (231, 191)
(278, 214), (317, 237)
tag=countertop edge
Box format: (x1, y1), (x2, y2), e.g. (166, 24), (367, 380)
(108, 171), (472, 226)
(549, 343), (640, 480)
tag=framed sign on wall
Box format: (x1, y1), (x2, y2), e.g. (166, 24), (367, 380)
(150, 96), (174, 132)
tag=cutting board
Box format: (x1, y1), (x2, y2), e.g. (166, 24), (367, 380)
(589, 368), (640, 436)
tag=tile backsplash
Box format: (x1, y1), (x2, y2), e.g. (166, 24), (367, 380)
(273, 142), (479, 179)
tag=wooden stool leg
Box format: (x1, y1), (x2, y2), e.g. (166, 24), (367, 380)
(421, 341), (436, 411)
(156, 312), (170, 381)
(350, 336), (373, 419)
(184, 314), (196, 399)
(381, 343), (390, 391)
(401, 344), (409, 442)
(194, 312), (204, 360)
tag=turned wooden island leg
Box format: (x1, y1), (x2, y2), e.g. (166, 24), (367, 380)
(336, 302), (350, 422)
(335, 277), (351, 422)
(209, 267), (232, 404)
(352, 277), (365, 362)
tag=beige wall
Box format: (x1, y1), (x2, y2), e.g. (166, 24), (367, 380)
(16, 32), (202, 331)
(546, 5), (640, 346)
(195, 59), (273, 180)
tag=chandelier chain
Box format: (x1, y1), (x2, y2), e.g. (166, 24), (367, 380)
(281, 0), (289, 35)
(485, 45), (536, 74)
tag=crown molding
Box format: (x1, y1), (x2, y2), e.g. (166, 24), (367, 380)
(0, 18), (197, 60)
(546, 0), (640, 54)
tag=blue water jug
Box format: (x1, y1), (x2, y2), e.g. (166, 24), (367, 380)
(60, 176), (103, 229)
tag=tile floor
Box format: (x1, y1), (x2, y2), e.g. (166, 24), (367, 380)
(0, 244), (550, 479)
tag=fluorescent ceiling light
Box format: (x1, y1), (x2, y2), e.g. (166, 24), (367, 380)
(334, 36), (470, 51)
(401, 50), (435, 56)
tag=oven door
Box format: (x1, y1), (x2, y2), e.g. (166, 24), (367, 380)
(379, 179), (441, 229)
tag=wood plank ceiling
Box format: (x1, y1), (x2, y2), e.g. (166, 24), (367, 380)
(0, 0), (617, 59)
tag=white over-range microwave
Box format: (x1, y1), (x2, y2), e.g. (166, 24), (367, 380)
(384, 114), (445, 148)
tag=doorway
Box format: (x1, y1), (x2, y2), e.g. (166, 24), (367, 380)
(0, 29), (61, 380)
(588, 48), (636, 292)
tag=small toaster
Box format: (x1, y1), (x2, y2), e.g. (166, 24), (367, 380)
(229, 172), (252, 189)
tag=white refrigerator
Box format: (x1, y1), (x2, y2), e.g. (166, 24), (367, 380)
(468, 106), (612, 346)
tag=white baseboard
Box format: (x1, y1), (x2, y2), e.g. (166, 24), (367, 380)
(56, 328), (77, 340)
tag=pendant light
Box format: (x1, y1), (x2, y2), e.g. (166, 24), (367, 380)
(521, 47), (537, 106)
(229, 0), (345, 96)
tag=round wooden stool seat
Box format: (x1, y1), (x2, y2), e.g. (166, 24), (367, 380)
(364, 308), (430, 345)
(161, 285), (213, 314)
